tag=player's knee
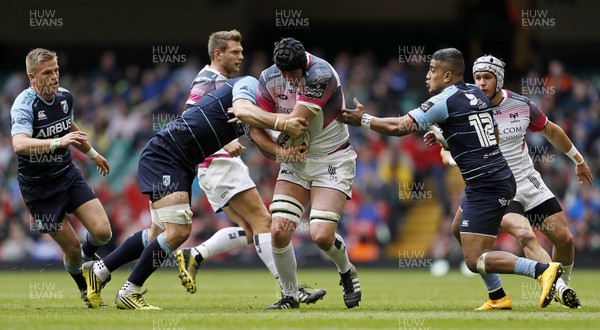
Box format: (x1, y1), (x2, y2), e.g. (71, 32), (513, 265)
(92, 226), (112, 245)
(553, 228), (574, 250)
(464, 254), (483, 273)
(271, 228), (288, 240)
(166, 225), (191, 246)
(152, 204), (193, 233)
(271, 228), (292, 246)
(308, 209), (339, 248)
(269, 194), (304, 223)
(311, 231), (334, 250)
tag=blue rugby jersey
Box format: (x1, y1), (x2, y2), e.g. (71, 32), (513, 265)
(11, 87), (74, 183)
(409, 81), (512, 182)
(155, 76), (258, 167)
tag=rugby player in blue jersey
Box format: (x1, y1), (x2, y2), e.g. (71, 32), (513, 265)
(338, 48), (563, 308)
(428, 55), (592, 309)
(10, 48), (112, 307)
(82, 75), (307, 309)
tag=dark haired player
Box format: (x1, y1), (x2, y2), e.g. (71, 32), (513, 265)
(430, 55), (591, 309)
(175, 29), (326, 304)
(251, 38), (361, 310)
(339, 48), (563, 309)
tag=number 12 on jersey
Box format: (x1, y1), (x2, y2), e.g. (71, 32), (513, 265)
(468, 113), (497, 147)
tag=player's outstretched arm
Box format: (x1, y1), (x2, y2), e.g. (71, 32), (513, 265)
(338, 97), (418, 136)
(538, 121), (593, 184)
(228, 99), (307, 138)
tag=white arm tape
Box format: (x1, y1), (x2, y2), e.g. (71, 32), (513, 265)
(565, 145), (584, 165)
(50, 138), (61, 152)
(86, 147), (99, 159)
(361, 114), (373, 129)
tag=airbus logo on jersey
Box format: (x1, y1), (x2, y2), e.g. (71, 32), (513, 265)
(34, 118), (71, 138)
(464, 93), (487, 109)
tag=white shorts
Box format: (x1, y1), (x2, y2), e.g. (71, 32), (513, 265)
(197, 157), (256, 212)
(513, 170), (556, 212)
(277, 146), (356, 197)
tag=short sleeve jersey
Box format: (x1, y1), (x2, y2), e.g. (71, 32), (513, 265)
(256, 53), (349, 156)
(408, 82), (512, 182)
(11, 87), (75, 183)
(493, 89), (548, 181)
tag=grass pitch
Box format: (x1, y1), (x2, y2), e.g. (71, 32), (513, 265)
(0, 267), (598, 329)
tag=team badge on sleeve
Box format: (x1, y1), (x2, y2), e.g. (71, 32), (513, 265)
(420, 101), (434, 112)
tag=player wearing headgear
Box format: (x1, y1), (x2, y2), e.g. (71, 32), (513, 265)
(251, 37), (361, 309)
(174, 30), (326, 305)
(81, 76), (307, 309)
(428, 54), (593, 309)
(339, 48), (564, 309)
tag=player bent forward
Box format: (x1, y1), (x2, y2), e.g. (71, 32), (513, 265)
(82, 76), (306, 309)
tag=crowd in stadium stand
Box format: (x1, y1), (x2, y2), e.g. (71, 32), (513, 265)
(1, 49), (599, 264)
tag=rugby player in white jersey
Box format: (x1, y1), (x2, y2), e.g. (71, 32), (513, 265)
(427, 55), (593, 309)
(251, 38), (361, 309)
(175, 30), (325, 305)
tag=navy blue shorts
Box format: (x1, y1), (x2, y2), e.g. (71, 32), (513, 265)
(459, 175), (516, 236)
(19, 166), (97, 233)
(138, 136), (197, 203)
